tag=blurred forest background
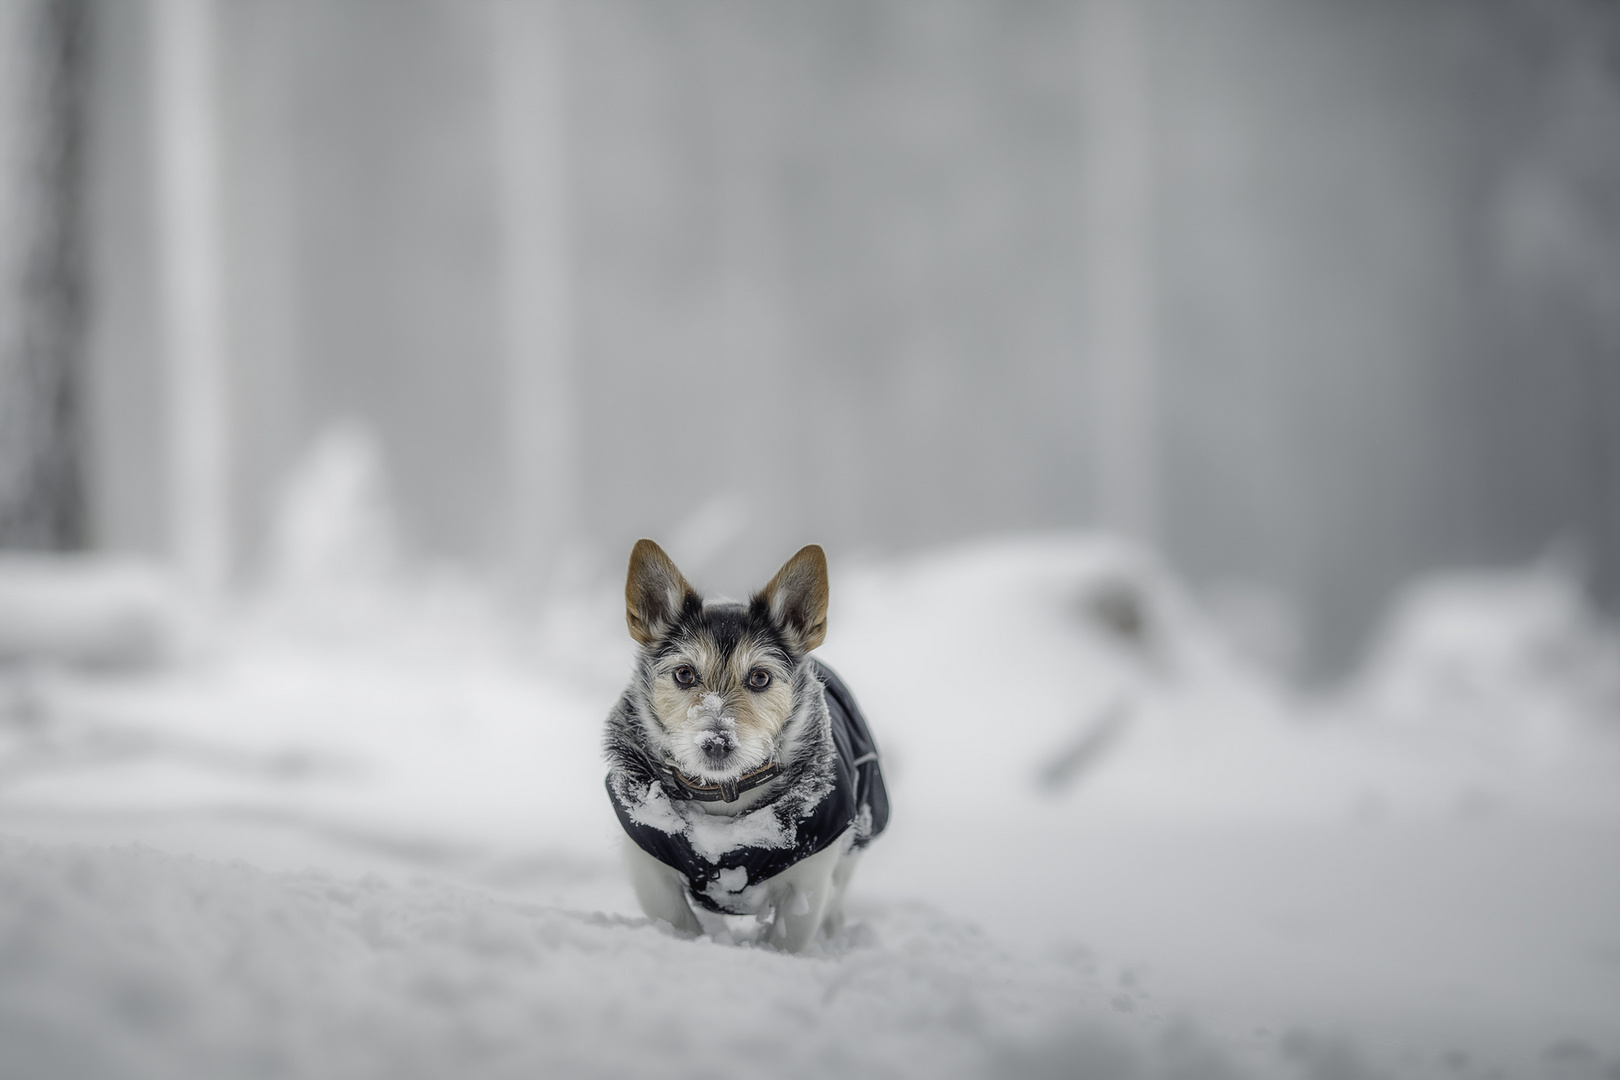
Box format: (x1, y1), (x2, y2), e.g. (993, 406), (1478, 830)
(2, 0), (1617, 675)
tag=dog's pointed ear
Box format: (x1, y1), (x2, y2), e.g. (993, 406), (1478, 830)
(626, 539), (696, 646)
(760, 544), (829, 652)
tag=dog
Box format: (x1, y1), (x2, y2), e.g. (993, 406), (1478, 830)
(603, 540), (888, 952)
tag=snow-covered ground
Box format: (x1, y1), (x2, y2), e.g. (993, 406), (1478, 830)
(2, 530), (1618, 1079)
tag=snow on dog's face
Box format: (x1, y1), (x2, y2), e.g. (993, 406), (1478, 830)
(625, 540), (828, 782)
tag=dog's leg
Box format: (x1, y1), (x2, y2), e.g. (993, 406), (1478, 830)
(622, 837), (702, 936)
(820, 847), (863, 937)
(766, 830), (852, 953)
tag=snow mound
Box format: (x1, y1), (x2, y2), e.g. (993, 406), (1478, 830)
(264, 420), (403, 601)
(1351, 557), (1620, 753)
(1332, 558), (1620, 819)
(0, 556), (179, 668)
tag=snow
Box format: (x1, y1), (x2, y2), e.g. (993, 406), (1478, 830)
(713, 864), (748, 894)
(2, 533), (1619, 1078)
(0, 836), (1266, 1080)
(616, 777), (685, 834)
(0, 556), (179, 668)
(616, 775), (791, 860)
(681, 797), (790, 860)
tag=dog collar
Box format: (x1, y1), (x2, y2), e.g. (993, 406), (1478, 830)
(657, 758), (783, 804)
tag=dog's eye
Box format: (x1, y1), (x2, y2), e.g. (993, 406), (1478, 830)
(747, 669), (771, 691)
(673, 665), (697, 688)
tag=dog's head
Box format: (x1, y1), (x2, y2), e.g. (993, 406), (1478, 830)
(624, 539), (828, 782)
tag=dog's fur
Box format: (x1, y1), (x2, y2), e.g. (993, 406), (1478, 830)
(604, 540), (870, 952)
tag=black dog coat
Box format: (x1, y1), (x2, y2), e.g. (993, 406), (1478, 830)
(606, 661), (889, 914)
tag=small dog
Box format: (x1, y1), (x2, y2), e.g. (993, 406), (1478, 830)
(604, 540), (888, 952)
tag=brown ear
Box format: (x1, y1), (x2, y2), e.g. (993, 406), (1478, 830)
(760, 545), (829, 652)
(625, 539), (696, 646)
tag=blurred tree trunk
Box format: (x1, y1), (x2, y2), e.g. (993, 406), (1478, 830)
(0, 0), (89, 551)
(493, 0), (577, 591)
(153, 0), (229, 595)
(1080, 0), (1158, 547)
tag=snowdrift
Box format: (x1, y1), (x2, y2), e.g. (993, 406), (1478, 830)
(2, 532), (1618, 1078)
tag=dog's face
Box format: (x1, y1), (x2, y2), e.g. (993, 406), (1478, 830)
(625, 540), (828, 782)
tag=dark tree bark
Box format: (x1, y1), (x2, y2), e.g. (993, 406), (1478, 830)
(0, 0), (89, 551)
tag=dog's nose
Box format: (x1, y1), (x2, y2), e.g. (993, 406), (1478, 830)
(696, 730), (737, 762)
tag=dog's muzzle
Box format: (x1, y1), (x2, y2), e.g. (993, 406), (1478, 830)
(694, 728), (737, 765)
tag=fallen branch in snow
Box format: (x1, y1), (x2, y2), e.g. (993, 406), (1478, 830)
(1035, 696), (1133, 793)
